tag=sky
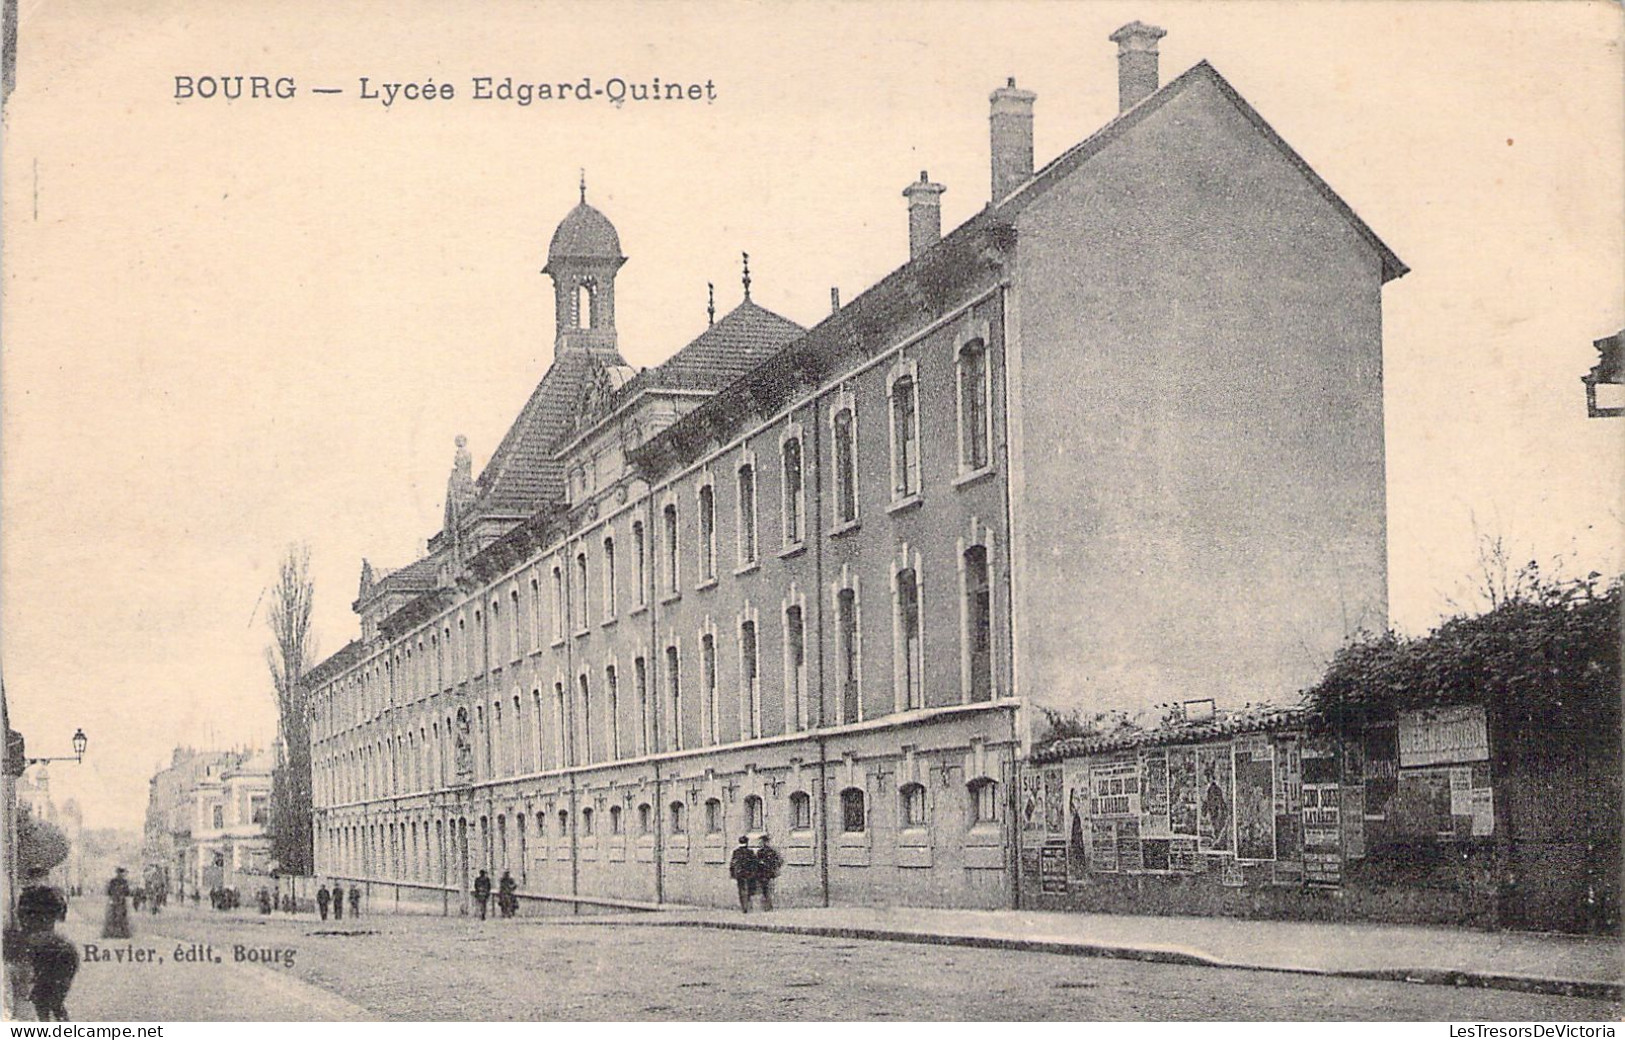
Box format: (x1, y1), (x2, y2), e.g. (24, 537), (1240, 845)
(2, 1), (1620, 830)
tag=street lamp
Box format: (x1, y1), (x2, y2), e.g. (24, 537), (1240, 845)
(27, 728), (88, 766)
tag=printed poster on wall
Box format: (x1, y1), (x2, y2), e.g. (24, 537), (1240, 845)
(1342, 786), (1366, 859)
(1233, 736), (1276, 862)
(1362, 722), (1398, 819)
(1303, 784), (1340, 848)
(1390, 766), (1455, 839)
(1140, 748), (1171, 838)
(1064, 760), (1089, 878)
(1196, 744), (1235, 854)
(1043, 765), (1066, 837)
(1274, 734), (1303, 815)
(1168, 747), (1199, 837)
(1117, 816), (1144, 872)
(1089, 819), (1119, 873)
(1090, 760), (1141, 818)
(1141, 838), (1171, 871)
(1167, 837), (1199, 873)
(1039, 845), (1068, 893)
(1398, 705), (1489, 767)
(1020, 769), (1045, 841)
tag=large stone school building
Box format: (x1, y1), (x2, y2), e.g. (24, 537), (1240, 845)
(306, 23), (1403, 914)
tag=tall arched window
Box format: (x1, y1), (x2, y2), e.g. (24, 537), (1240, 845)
(698, 484), (716, 581)
(744, 794), (765, 833)
(958, 338), (990, 472)
(602, 536), (617, 619)
(635, 655), (651, 755)
(781, 435), (804, 545)
(896, 567), (923, 710)
(739, 618), (759, 739)
(964, 545), (992, 702)
(890, 372), (920, 498)
(577, 673), (592, 764)
(632, 520), (647, 606)
(605, 664), (620, 760)
(784, 604), (806, 732)
(737, 462), (757, 566)
(666, 645), (683, 751)
(662, 504), (680, 595)
(551, 566), (565, 641)
(833, 407), (857, 524)
(837, 586), (860, 724)
(701, 632), (719, 744)
(574, 552), (589, 632)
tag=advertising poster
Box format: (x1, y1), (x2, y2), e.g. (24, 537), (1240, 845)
(1117, 817), (1143, 872)
(1168, 747), (1199, 836)
(1043, 765), (1066, 837)
(1196, 744), (1234, 853)
(1305, 850), (1342, 886)
(1089, 760), (1140, 818)
(1089, 819), (1119, 873)
(1140, 748), (1171, 838)
(1020, 769), (1045, 840)
(1390, 766), (1454, 839)
(1065, 762), (1090, 878)
(1233, 737), (1276, 861)
(1168, 837), (1199, 874)
(1141, 838), (1171, 872)
(1303, 784), (1340, 847)
(1274, 734), (1303, 815)
(1275, 810), (1304, 865)
(1342, 786), (1365, 859)
(1398, 705), (1489, 767)
(1040, 845), (1068, 893)
(1362, 722), (1398, 819)
(1471, 789), (1496, 836)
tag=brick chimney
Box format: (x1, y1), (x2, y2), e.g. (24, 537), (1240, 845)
(1109, 21), (1166, 113)
(989, 77), (1036, 202)
(903, 171), (946, 259)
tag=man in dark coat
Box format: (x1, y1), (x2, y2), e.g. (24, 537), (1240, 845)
(13, 885), (78, 1021)
(472, 870), (492, 920)
(330, 884), (344, 921)
(497, 871), (517, 918)
(347, 885), (361, 918)
(755, 834), (783, 912)
(316, 884), (331, 921)
(728, 837), (757, 914)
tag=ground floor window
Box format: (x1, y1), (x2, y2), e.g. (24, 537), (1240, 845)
(841, 787), (866, 833)
(790, 791), (812, 831)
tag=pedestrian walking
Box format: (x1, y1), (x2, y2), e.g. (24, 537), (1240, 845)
(330, 884), (344, 921)
(316, 884), (331, 921)
(755, 834), (782, 912)
(472, 869), (492, 920)
(347, 885), (361, 918)
(257, 888), (272, 915)
(13, 885), (78, 1021)
(497, 870), (517, 919)
(728, 837), (758, 913)
(101, 868), (132, 939)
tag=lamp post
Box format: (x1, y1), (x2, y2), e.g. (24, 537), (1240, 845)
(26, 728), (88, 766)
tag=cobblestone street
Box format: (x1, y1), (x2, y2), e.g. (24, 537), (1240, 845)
(58, 905), (1621, 1021)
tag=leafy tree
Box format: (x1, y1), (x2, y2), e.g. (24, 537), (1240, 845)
(265, 544), (316, 875)
(1303, 569), (1620, 760)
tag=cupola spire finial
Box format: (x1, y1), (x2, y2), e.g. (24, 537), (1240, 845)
(741, 252), (752, 301)
(707, 282), (716, 326)
(579, 168), (586, 204)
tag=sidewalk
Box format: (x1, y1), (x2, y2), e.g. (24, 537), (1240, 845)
(22, 905), (370, 1021)
(625, 905), (1623, 1002)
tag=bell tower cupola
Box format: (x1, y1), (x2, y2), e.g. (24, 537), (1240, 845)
(543, 173), (626, 355)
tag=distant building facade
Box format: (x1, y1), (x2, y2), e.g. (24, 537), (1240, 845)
(308, 24), (1403, 913)
(143, 747), (273, 896)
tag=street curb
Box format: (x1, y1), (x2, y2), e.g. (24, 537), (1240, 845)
(631, 917), (1623, 1003)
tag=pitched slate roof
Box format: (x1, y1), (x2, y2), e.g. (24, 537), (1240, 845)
(470, 347), (626, 516)
(640, 299), (806, 393)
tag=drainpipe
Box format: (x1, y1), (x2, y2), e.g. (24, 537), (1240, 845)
(810, 399), (831, 908)
(652, 759), (664, 905)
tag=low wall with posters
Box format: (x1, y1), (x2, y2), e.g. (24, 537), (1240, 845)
(1017, 704), (1600, 931)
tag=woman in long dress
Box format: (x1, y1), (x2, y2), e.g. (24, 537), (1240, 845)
(101, 868), (132, 939)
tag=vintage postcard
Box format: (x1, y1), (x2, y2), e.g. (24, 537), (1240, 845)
(1, 0), (1620, 1027)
